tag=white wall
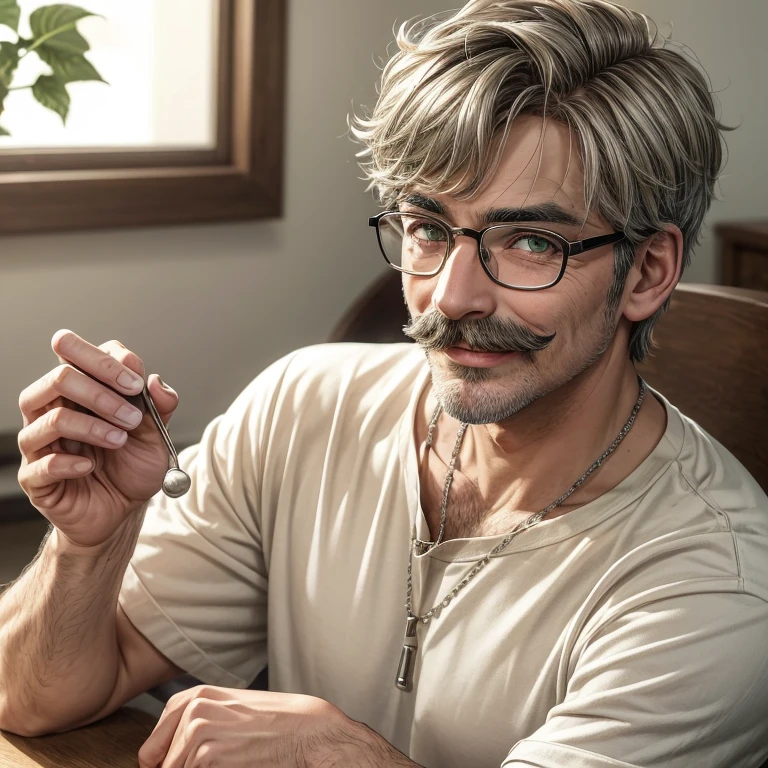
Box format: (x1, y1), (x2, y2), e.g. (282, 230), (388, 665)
(623, 0), (768, 283)
(0, 0), (764, 454)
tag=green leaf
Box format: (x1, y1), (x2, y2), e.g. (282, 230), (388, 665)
(0, 80), (10, 135)
(0, 41), (19, 87)
(0, 0), (20, 33)
(32, 74), (70, 122)
(36, 48), (105, 83)
(29, 4), (100, 54)
(0, 75), (9, 135)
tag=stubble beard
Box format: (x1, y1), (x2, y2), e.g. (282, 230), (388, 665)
(426, 311), (617, 425)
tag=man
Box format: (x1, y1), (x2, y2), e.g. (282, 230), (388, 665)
(2, 1), (767, 766)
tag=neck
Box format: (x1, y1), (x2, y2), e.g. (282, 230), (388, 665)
(484, 363), (642, 459)
(421, 356), (667, 531)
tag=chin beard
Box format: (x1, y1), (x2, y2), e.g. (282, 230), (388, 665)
(423, 316), (615, 425)
(427, 355), (541, 424)
(440, 389), (539, 425)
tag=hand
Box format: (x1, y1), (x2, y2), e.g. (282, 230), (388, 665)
(137, 685), (349, 768)
(16, 329), (180, 549)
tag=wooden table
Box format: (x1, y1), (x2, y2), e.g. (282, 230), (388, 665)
(0, 698), (161, 767)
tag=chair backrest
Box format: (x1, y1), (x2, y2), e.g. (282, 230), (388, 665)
(636, 284), (768, 491)
(329, 272), (768, 491)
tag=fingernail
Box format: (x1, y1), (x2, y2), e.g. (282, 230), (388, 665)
(116, 404), (143, 427)
(118, 371), (144, 390)
(158, 376), (172, 391)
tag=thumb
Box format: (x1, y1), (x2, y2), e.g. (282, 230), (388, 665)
(148, 374), (179, 426)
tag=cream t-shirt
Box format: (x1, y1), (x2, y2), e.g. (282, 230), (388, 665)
(118, 343), (768, 768)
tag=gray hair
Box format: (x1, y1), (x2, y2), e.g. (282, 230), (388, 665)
(349, 0), (733, 362)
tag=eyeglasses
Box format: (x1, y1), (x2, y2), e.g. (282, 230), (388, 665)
(368, 210), (626, 291)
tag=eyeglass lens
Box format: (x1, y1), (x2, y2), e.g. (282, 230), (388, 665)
(378, 213), (564, 289)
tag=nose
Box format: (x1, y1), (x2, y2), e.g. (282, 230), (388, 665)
(430, 234), (497, 321)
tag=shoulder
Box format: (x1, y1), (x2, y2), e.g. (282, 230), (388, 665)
(664, 396), (768, 524)
(637, 391), (768, 599)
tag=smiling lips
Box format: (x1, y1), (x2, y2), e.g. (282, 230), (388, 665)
(442, 346), (520, 367)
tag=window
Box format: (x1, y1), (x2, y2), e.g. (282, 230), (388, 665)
(0, 0), (286, 233)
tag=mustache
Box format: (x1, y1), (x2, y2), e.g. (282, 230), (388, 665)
(403, 312), (555, 353)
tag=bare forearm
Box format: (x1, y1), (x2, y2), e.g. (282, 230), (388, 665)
(0, 506), (145, 736)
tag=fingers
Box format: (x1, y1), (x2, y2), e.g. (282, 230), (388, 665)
(16, 402), (133, 494)
(138, 687), (238, 768)
(17, 330), (180, 472)
(17, 451), (96, 498)
(19, 406), (130, 458)
(18, 331), (142, 425)
(19, 330), (178, 434)
(15, 330), (182, 518)
(138, 687), (202, 768)
(20, 362), (144, 434)
(137, 705), (187, 767)
(63, 330), (145, 392)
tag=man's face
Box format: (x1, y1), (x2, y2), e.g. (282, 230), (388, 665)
(402, 114), (630, 425)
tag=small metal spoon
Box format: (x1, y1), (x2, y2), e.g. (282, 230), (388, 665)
(70, 363), (191, 498)
(139, 384), (191, 498)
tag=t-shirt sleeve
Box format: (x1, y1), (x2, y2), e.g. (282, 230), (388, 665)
(118, 350), (301, 689)
(502, 591), (768, 768)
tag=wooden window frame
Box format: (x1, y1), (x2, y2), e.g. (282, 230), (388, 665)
(0, 0), (286, 234)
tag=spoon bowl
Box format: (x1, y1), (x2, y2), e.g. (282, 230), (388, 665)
(162, 468), (191, 498)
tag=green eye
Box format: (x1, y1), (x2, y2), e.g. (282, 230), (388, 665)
(526, 236), (550, 253)
(417, 224), (446, 242)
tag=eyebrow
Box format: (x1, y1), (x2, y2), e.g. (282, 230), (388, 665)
(400, 194), (584, 228)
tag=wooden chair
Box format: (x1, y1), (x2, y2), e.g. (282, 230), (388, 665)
(329, 271), (768, 492)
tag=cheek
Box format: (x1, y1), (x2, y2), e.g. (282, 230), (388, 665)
(505, 294), (566, 336)
(530, 276), (610, 332)
(509, 292), (601, 361)
(561, 260), (617, 305)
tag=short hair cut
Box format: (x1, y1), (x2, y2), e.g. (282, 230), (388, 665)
(350, 0), (733, 362)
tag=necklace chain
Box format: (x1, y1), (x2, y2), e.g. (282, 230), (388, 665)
(406, 375), (647, 625)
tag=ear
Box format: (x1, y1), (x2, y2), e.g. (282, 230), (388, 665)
(622, 225), (683, 323)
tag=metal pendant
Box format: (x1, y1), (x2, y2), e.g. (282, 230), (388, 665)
(414, 538), (434, 555)
(395, 615), (419, 691)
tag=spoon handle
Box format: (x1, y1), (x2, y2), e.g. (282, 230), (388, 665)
(140, 384), (181, 470)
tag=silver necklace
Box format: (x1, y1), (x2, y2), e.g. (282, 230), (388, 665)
(395, 375), (647, 691)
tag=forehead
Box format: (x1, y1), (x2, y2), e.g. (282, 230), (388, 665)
(490, 115), (583, 204)
(422, 115), (600, 229)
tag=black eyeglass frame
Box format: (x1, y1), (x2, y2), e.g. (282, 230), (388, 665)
(368, 210), (627, 291)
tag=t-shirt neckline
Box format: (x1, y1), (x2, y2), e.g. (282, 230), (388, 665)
(396, 347), (686, 564)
